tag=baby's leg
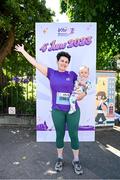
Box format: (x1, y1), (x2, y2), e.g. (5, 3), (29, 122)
(68, 94), (77, 114)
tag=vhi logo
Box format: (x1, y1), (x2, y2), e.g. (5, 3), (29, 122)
(58, 27), (74, 36)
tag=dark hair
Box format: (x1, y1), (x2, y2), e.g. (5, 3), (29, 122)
(56, 51), (71, 63)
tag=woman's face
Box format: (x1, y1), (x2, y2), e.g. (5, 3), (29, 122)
(57, 56), (69, 72)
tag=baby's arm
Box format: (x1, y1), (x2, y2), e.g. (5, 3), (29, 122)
(73, 80), (83, 94)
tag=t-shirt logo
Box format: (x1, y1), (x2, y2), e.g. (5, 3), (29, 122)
(66, 77), (71, 81)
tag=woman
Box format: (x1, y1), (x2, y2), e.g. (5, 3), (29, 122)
(15, 44), (86, 175)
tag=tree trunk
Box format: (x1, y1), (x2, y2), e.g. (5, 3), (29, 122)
(0, 27), (15, 86)
(0, 67), (8, 87)
(0, 27), (15, 64)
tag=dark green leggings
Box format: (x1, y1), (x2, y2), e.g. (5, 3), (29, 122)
(52, 108), (80, 150)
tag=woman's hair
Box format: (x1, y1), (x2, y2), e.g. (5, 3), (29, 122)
(56, 51), (71, 63)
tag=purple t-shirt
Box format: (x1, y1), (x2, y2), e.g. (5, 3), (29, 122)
(47, 67), (79, 112)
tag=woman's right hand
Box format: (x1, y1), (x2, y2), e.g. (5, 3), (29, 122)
(14, 44), (24, 53)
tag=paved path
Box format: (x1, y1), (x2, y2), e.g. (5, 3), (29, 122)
(0, 126), (120, 179)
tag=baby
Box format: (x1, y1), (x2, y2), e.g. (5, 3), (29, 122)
(69, 66), (91, 114)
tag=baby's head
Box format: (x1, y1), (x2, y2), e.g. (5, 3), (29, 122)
(79, 66), (89, 79)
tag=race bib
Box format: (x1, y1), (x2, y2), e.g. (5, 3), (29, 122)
(56, 92), (70, 105)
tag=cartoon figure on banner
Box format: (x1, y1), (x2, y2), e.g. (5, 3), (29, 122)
(36, 112), (55, 131)
(95, 91), (108, 124)
(36, 121), (48, 131)
(69, 66), (92, 114)
(108, 103), (114, 116)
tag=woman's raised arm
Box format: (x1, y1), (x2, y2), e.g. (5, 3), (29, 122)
(15, 44), (48, 77)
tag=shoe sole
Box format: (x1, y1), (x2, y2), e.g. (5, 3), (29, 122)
(74, 168), (83, 175)
(55, 162), (64, 172)
(72, 162), (83, 175)
(55, 167), (63, 172)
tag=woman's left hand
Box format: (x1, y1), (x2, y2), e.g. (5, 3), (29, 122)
(77, 92), (86, 101)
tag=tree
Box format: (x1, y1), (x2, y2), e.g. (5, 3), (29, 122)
(0, 0), (54, 64)
(0, 0), (54, 114)
(0, 0), (54, 85)
(60, 0), (120, 70)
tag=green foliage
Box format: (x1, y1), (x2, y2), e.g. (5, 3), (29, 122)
(0, 0), (54, 51)
(0, 0), (54, 78)
(0, 0), (54, 114)
(115, 72), (120, 113)
(0, 83), (24, 113)
(3, 53), (35, 77)
(60, 0), (120, 70)
(0, 82), (36, 114)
